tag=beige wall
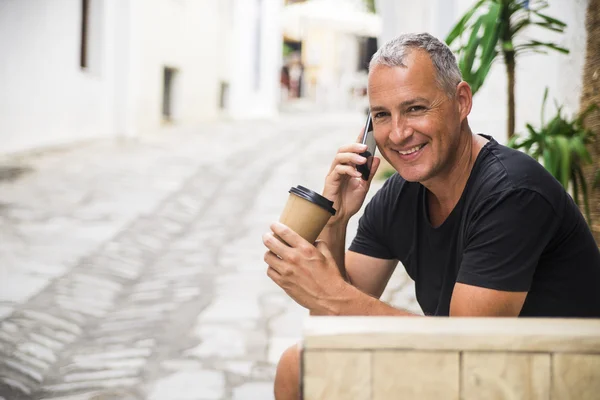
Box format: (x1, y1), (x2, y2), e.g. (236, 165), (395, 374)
(303, 317), (600, 400)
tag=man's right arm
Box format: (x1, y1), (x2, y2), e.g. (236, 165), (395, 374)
(319, 219), (397, 298)
(318, 134), (397, 298)
(346, 251), (398, 299)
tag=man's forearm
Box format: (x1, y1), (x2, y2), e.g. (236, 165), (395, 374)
(318, 221), (348, 281)
(321, 282), (420, 316)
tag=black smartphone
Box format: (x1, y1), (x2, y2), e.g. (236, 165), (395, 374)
(356, 114), (376, 180)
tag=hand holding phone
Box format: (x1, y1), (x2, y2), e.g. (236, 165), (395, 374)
(356, 114), (376, 180)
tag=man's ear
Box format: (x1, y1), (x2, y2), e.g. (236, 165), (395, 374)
(455, 81), (473, 121)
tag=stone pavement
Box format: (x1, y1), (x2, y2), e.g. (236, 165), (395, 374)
(0, 111), (421, 400)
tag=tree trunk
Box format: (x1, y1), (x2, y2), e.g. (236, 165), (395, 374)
(580, 0), (600, 243)
(505, 51), (516, 139)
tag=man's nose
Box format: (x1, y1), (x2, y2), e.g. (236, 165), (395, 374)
(389, 117), (413, 144)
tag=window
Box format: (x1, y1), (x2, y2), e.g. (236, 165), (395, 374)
(357, 37), (378, 72)
(80, 0), (89, 69)
(79, 0), (103, 73)
(163, 67), (179, 121)
(219, 82), (230, 110)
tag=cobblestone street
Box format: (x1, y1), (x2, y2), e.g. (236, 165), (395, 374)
(0, 111), (420, 400)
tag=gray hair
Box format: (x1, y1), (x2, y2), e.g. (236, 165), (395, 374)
(370, 33), (463, 97)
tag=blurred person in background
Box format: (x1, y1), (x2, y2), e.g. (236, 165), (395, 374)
(287, 52), (304, 99)
(263, 32), (600, 400)
(280, 64), (290, 100)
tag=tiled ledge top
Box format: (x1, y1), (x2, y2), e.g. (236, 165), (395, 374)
(303, 316), (600, 353)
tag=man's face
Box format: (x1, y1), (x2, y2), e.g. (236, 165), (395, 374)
(368, 51), (465, 184)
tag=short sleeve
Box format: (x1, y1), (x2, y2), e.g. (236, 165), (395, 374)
(348, 178), (398, 260)
(457, 189), (560, 292)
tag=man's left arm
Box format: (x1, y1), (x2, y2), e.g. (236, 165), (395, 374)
(450, 284), (527, 316)
(450, 188), (560, 317)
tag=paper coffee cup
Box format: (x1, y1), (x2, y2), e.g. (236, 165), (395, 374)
(278, 185), (336, 245)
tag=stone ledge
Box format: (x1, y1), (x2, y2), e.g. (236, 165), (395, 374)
(302, 317), (600, 400)
(303, 316), (600, 353)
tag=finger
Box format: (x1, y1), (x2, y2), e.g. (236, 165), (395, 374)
(264, 250), (285, 273)
(336, 143), (368, 155)
(267, 266), (283, 285)
(263, 231), (291, 257)
(270, 222), (308, 248)
(330, 144), (369, 174)
(329, 164), (362, 181)
(333, 152), (367, 166)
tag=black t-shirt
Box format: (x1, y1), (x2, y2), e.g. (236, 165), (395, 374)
(349, 136), (600, 317)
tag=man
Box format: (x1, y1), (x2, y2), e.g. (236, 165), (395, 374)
(262, 33), (600, 399)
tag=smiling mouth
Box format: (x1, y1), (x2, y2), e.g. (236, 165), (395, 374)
(397, 144), (426, 155)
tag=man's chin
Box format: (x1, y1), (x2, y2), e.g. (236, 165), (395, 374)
(399, 175), (426, 183)
(395, 168), (431, 183)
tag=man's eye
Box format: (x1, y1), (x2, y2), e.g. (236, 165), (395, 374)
(408, 106), (426, 112)
(373, 112), (389, 119)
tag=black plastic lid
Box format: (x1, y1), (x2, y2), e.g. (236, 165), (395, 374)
(289, 185), (336, 215)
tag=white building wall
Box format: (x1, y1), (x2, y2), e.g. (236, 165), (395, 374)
(217, 0), (235, 112)
(109, 0), (134, 138)
(375, 0), (588, 144)
(129, 0), (223, 135)
(0, 0), (236, 154)
(227, 0), (283, 119)
(0, 0), (114, 154)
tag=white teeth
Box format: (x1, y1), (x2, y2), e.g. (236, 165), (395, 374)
(398, 144), (424, 155)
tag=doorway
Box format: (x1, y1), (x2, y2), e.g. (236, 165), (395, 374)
(162, 67), (178, 121)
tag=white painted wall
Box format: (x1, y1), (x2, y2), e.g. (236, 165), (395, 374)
(217, 0), (235, 112)
(227, 0), (283, 119)
(0, 0), (285, 154)
(129, 0), (224, 134)
(0, 0), (250, 154)
(375, 0), (588, 144)
(0, 0), (114, 154)
(302, 29), (362, 109)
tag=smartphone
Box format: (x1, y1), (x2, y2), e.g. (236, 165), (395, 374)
(356, 114), (376, 180)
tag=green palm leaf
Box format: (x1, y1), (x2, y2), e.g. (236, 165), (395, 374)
(554, 136), (571, 188)
(519, 40), (569, 54)
(534, 11), (567, 28)
(446, 0), (487, 45)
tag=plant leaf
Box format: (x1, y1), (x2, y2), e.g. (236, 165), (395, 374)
(510, 14), (531, 36)
(532, 21), (567, 33)
(534, 11), (567, 28)
(543, 145), (557, 178)
(446, 0), (487, 45)
(520, 40), (570, 54)
(554, 135), (571, 188)
(462, 17), (484, 74)
(541, 87), (549, 125)
(470, 2), (501, 93)
(571, 136), (592, 164)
